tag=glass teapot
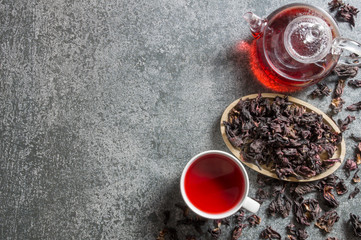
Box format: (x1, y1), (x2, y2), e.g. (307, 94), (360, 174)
(244, 3), (361, 90)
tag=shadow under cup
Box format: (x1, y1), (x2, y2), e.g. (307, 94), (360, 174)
(180, 150), (260, 219)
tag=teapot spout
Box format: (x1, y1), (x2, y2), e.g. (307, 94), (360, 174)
(243, 12), (267, 39)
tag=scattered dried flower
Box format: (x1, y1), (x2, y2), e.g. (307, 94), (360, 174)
(323, 185), (340, 208)
(346, 101), (361, 111)
(349, 187), (360, 199)
(353, 169), (360, 183)
(269, 193), (292, 218)
(331, 97), (345, 114)
(333, 65), (358, 78)
(255, 188), (269, 204)
(338, 115), (356, 132)
(315, 210), (340, 232)
(337, 4), (359, 27)
(348, 79), (361, 88)
(293, 197), (321, 226)
(235, 210), (245, 225)
(350, 213), (361, 237)
(247, 214), (261, 226)
(329, 0), (344, 11)
(286, 224), (309, 240)
(292, 183), (317, 197)
(336, 179), (348, 195)
(208, 226), (221, 239)
(344, 159), (358, 178)
(334, 79), (346, 98)
(260, 226), (281, 239)
(232, 224), (247, 240)
(310, 83), (331, 98)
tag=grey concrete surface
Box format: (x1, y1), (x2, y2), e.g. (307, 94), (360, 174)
(1, 0), (361, 239)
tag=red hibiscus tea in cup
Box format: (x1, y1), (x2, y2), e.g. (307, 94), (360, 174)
(184, 153), (246, 214)
(180, 150), (260, 219)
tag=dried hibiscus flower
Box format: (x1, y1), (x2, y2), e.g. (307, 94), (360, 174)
(235, 210), (245, 225)
(260, 226), (281, 239)
(247, 214), (261, 226)
(348, 79), (361, 88)
(232, 224), (247, 240)
(293, 197), (321, 226)
(323, 185), (339, 208)
(310, 82), (331, 98)
(255, 188), (269, 204)
(286, 224), (309, 240)
(209, 219), (229, 239)
(344, 159), (358, 178)
(291, 183), (317, 197)
(346, 101), (361, 111)
(208, 225), (221, 239)
(214, 218), (230, 227)
(349, 187), (360, 199)
(333, 65), (358, 78)
(350, 213), (361, 237)
(315, 210), (340, 233)
(336, 179), (348, 195)
(338, 115), (356, 132)
(268, 193), (292, 218)
(334, 79), (346, 98)
(337, 3), (359, 27)
(353, 169), (360, 183)
(317, 174), (339, 190)
(331, 97), (345, 114)
(329, 0), (344, 11)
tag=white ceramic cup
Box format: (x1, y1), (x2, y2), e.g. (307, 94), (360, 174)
(180, 150), (260, 219)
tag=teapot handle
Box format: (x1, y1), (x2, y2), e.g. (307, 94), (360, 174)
(332, 37), (361, 66)
(243, 12), (267, 39)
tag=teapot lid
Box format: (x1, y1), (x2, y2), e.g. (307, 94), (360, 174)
(284, 16), (332, 63)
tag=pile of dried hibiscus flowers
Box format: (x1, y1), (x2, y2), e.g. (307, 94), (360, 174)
(223, 94), (343, 180)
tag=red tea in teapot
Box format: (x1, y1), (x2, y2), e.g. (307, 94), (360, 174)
(245, 4), (341, 91)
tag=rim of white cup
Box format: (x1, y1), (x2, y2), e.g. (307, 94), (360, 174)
(180, 150), (250, 219)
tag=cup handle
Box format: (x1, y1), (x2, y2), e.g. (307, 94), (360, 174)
(242, 196), (260, 213)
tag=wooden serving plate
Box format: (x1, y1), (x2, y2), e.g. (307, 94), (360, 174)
(220, 93), (346, 182)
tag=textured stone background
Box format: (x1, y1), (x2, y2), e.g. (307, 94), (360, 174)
(1, 0), (361, 239)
